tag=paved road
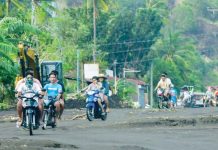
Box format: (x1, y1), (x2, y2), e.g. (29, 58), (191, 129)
(0, 107), (218, 150)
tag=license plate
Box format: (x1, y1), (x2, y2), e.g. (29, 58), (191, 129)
(195, 100), (203, 105)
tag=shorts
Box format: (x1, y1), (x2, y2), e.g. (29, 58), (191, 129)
(171, 96), (177, 104)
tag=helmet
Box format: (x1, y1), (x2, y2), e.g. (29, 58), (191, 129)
(92, 76), (98, 80)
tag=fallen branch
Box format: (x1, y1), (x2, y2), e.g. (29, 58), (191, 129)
(71, 113), (86, 120)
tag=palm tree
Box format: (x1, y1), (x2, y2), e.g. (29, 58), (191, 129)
(86, 0), (109, 62)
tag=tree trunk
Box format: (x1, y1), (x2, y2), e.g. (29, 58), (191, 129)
(6, 0), (11, 16)
(93, 0), (96, 63)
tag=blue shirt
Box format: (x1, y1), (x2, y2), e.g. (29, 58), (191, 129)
(44, 83), (62, 98)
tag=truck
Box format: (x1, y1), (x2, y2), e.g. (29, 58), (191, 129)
(15, 42), (63, 86)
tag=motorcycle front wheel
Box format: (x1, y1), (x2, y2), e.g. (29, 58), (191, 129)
(86, 107), (94, 121)
(42, 110), (48, 130)
(28, 112), (33, 136)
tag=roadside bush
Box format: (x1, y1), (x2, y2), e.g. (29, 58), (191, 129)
(117, 79), (137, 107)
(0, 103), (11, 110)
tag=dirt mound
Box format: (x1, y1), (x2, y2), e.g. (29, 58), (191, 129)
(65, 95), (123, 109)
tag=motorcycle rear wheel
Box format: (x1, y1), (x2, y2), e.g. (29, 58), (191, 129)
(101, 112), (107, 121)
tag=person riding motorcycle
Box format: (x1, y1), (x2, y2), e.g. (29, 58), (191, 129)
(154, 73), (172, 99)
(43, 72), (63, 125)
(86, 76), (105, 114)
(16, 70), (42, 127)
(204, 87), (214, 107)
(15, 68), (42, 91)
(50, 70), (65, 119)
(98, 74), (110, 112)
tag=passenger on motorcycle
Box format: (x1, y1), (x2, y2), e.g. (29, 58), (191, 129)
(16, 70), (43, 127)
(154, 72), (172, 98)
(43, 72), (63, 125)
(98, 74), (110, 112)
(169, 84), (177, 109)
(50, 70), (65, 119)
(86, 76), (105, 114)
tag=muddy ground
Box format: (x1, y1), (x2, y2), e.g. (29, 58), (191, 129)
(0, 107), (218, 150)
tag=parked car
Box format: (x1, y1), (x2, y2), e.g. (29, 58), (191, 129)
(184, 92), (205, 107)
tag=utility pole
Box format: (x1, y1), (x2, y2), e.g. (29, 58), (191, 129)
(93, 0), (97, 63)
(77, 49), (80, 93)
(150, 61), (154, 108)
(31, 0), (36, 25)
(113, 60), (117, 94)
(6, 0), (10, 16)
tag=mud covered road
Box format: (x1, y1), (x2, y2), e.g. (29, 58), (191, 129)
(0, 107), (218, 150)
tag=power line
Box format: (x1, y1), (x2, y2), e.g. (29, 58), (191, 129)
(115, 57), (154, 65)
(103, 47), (151, 54)
(96, 39), (158, 46)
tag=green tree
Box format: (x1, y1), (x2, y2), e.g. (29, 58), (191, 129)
(0, 16), (47, 102)
(149, 31), (205, 90)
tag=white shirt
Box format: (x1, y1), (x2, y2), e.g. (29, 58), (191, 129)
(156, 78), (172, 89)
(15, 78), (42, 91)
(17, 82), (41, 94)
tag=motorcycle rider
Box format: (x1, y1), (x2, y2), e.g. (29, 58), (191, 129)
(154, 72), (172, 98)
(98, 74), (110, 112)
(86, 76), (105, 114)
(15, 68), (42, 90)
(204, 86), (214, 107)
(50, 70), (65, 119)
(16, 70), (42, 127)
(43, 72), (63, 125)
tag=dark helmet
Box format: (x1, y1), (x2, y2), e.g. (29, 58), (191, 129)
(92, 76), (98, 80)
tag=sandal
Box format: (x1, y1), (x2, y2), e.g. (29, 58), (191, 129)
(16, 118), (22, 128)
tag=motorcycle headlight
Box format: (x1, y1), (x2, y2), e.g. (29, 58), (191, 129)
(23, 92), (35, 98)
(44, 99), (51, 106)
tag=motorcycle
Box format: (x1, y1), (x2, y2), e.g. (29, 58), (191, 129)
(42, 96), (56, 130)
(157, 88), (171, 109)
(19, 90), (40, 136)
(86, 90), (107, 121)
